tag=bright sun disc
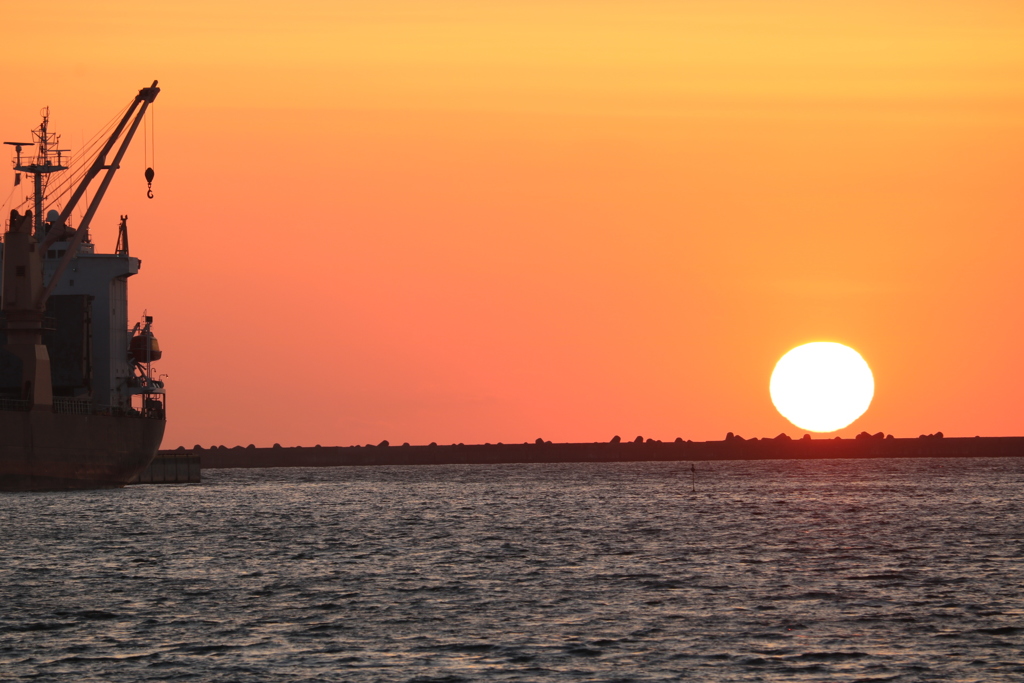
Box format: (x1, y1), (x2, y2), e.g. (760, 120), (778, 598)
(770, 342), (874, 432)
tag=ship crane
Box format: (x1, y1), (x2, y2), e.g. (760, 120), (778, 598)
(2, 81), (160, 410)
(38, 81), (160, 309)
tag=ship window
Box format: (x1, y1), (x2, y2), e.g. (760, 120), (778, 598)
(69, 279), (74, 286)
(15, 266), (25, 276)
(47, 250), (56, 259)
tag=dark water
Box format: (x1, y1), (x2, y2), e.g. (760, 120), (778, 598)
(1, 459), (1022, 682)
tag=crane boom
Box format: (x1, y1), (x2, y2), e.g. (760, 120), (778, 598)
(37, 81), (160, 309)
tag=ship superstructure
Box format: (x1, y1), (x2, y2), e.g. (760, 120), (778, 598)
(0, 82), (166, 490)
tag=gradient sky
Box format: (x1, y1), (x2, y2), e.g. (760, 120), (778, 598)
(3, 1), (1024, 448)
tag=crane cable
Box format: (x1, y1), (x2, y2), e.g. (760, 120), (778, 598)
(5, 96), (140, 228)
(144, 102), (155, 199)
(39, 100), (133, 219)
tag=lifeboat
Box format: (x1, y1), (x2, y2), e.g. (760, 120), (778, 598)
(130, 331), (162, 363)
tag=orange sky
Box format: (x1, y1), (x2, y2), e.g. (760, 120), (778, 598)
(3, 1), (1024, 447)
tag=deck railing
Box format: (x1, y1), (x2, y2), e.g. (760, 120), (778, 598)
(0, 396), (164, 419)
(0, 397), (29, 412)
(53, 397), (93, 415)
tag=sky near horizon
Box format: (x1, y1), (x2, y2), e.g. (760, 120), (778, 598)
(2, 0), (1024, 447)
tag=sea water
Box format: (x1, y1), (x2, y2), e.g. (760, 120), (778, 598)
(1, 458), (1022, 681)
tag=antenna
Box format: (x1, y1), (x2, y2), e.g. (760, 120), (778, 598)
(3, 141), (34, 167)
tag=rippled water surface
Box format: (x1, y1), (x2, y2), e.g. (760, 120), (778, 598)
(2, 458), (1023, 681)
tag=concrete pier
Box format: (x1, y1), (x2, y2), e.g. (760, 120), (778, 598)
(131, 451), (200, 483)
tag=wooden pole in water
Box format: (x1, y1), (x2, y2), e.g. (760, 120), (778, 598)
(691, 463), (696, 492)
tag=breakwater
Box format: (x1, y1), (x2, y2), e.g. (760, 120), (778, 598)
(172, 434), (1024, 469)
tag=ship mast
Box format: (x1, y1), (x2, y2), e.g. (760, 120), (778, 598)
(3, 112), (68, 241)
(24, 110), (68, 240)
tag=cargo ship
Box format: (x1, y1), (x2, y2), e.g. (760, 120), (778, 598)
(0, 82), (166, 490)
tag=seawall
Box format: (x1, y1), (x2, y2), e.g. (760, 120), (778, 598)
(169, 435), (1024, 470)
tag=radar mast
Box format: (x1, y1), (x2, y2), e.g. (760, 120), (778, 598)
(3, 108), (68, 240)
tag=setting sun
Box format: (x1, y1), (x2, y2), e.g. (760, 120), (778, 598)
(770, 342), (875, 433)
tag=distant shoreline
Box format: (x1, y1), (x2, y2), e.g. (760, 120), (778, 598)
(169, 435), (1024, 469)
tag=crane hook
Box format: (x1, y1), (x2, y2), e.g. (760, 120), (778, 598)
(145, 167), (155, 199)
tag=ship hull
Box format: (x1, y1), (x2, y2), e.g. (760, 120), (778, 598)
(0, 411), (165, 491)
